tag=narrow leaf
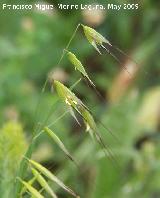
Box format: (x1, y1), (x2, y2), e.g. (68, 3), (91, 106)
(20, 176), (36, 195)
(32, 168), (57, 198)
(19, 178), (44, 198)
(28, 159), (79, 198)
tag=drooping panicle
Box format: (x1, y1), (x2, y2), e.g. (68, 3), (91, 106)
(53, 81), (118, 167)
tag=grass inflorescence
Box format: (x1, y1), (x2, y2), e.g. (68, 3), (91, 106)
(14, 23), (138, 197)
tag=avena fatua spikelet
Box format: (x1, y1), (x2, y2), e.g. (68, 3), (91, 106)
(53, 80), (118, 166)
(81, 24), (136, 77)
(44, 127), (78, 166)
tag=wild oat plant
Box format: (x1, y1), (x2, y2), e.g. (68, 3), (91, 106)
(2, 24), (137, 198)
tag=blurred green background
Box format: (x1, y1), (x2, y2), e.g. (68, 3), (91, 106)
(0, 0), (160, 197)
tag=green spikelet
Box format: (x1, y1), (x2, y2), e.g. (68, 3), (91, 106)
(67, 51), (95, 86)
(44, 127), (78, 166)
(81, 24), (111, 54)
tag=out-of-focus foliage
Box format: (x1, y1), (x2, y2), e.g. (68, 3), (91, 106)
(0, 121), (27, 198)
(0, 0), (160, 197)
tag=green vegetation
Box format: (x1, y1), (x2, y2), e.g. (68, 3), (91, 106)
(0, 0), (160, 197)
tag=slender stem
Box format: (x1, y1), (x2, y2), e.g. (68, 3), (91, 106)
(66, 24), (81, 50)
(14, 24), (81, 198)
(33, 77), (82, 140)
(57, 23), (81, 66)
(70, 77), (82, 90)
(33, 110), (69, 140)
(33, 24), (81, 133)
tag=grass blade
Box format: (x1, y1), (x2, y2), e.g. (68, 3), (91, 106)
(15, 142), (35, 197)
(28, 159), (79, 198)
(20, 176), (37, 196)
(32, 168), (57, 198)
(18, 178), (44, 198)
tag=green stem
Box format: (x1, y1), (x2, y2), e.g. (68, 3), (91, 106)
(57, 23), (81, 66)
(14, 24), (81, 198)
